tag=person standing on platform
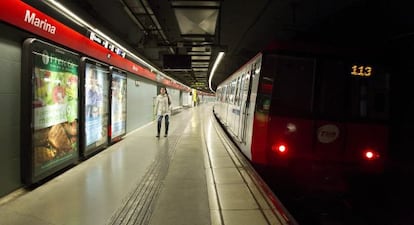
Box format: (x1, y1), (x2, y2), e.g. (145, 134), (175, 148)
(155, 87), (171, 138)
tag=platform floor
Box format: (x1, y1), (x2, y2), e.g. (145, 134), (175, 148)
(0, 104), (287, 225)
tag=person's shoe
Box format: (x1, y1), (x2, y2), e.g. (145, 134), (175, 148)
(164, 134), (168, 137)
(156, 134), (160, 138)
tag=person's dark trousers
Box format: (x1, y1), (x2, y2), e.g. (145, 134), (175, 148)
(157, 115), (162, 136)
(157, 115), (169, 137)
(164, 115), (169, 136)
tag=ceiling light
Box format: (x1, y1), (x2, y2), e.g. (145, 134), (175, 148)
(209, 51), (224, 93)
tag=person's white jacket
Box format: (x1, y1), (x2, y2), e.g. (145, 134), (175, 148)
(155, 94), (171, 116)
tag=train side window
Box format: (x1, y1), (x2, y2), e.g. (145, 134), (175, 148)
(256, 58), (273, 114)
(236, 76), (242, 106)
(226, 85), (229, 103)
(230, 80), (236, 104)
(217, 87), (222, 102)
(244, 72), (250, 91)
(223, 85), (228, 103)
(228, 84), (231, 103)
(234, 77), (240, 105)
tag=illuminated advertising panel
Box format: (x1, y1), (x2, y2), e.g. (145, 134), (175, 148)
(81, 58), (110, 157)
(21, 38), (79, 184)
(110, 69), (127, 142)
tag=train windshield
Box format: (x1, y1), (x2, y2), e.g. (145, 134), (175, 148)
(264, 55), (389, 121)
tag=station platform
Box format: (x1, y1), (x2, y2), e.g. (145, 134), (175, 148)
(0, 104), (291, 225)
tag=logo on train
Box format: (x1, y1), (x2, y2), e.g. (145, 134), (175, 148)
(317, 124), (339, 143)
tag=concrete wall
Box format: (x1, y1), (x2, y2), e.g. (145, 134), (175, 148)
(0, 24), (23, 197)
(126, 75), (157, 133)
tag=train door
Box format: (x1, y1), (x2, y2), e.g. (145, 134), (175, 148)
(227, 80), (236, 131)
(233, 76), (242, 138)
(239, 70), (252, 143)
(222, 85), (229, 125)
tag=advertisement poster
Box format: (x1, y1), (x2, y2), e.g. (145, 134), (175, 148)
(110, 70), (127, 141)
(31, 41), (79, 177)
(84, 62), (109, 153)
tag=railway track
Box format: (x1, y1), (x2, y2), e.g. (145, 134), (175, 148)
(258, 170), (396, 225)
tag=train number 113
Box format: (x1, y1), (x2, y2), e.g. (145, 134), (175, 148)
(351, 65), (372, 77)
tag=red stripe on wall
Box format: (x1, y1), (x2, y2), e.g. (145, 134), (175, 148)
(0, 0), (188, 91)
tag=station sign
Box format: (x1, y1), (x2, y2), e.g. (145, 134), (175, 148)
(0, 0), (191, 91)
(89, 31), (126, 58)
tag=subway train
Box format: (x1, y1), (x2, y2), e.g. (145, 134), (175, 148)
(213, 41), (390, 191)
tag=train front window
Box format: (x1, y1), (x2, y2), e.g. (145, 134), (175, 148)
(348, 66), (389, 120)
(261, 54), (389, 121)
(269, 55), (315, 117)
(315, 59), (389, 121)
(315, 59), (347, 120)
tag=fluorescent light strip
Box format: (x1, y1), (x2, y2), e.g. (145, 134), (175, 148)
(188, 52), (211, 55)
(208, 51), (224, 92)
(191, 55), (210, 60)
(192, 62), (210, 65)
(193, 68), (208, 71)
(43, 0), (188, 89)
(43, 0), (90, 27)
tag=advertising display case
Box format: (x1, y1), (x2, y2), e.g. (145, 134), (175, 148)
(21, 38), (80, 184)
(110, 67), (127, 143)
(80, 58), (110, 158)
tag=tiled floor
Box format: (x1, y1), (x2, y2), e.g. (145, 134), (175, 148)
(0, 104), (287, 225)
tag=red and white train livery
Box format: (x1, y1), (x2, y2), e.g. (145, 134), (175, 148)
(213, 41), (389, 189)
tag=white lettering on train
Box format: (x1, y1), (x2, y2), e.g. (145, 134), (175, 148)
(24, 10), (56, 34)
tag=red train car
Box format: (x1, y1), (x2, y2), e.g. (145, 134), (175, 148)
(213, 41), (389, 191)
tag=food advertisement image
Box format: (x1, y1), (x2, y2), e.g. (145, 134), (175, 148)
(32, 46), (79, 176)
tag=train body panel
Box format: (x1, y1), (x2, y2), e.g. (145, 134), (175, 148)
(214, 54), (262, 160)
(266, 117), (387, 173)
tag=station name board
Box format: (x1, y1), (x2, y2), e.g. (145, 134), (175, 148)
(89, 31), (126, 58)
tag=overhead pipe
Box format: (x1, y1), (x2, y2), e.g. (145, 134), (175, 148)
(139, 0), (175, 54)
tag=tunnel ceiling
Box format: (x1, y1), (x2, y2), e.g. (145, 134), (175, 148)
(29, 0), (414, 92)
